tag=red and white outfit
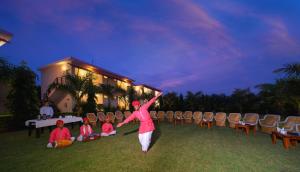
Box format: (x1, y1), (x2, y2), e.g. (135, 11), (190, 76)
(122, 96), (158, 151)
(49, 127), (72, 143)
(77, 124), (93, 141)
(101, 122), (116, 136)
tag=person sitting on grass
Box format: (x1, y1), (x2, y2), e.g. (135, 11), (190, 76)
(77, 117), (93, 141)
(101, 116), (116, 136)
(77, 117), (100, 141)
(47, 120), (75, 148)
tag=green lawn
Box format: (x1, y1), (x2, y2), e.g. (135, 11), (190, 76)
(0, 122), (299, 172)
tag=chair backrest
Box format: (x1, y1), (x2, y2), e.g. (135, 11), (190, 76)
(296, 124), (300, 132)
(193, 111), (202, 119)
(286, 116), (300, 124)
(106, 112), (115, 121)
(124, 111), (132, 119)
(203, 112), (214, 121)
(150, 111), (157, 119)
(166, 111), (174, 118)
(86, 113), (97, 122)
(184, 111), (193, 119)
(228, 113), (241, 122)
(115, 111), (123, 120)
(263, 114), (280, 125)
(215, 112), (226, 120)
(157, 111), (165, 119)
(97, 112), (106, 122)
(174, 111), (183, 119)
(243, 113), (259, 124)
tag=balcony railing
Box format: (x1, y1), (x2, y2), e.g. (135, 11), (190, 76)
(54, 76), (66, 85)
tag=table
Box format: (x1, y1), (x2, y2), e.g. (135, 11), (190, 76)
(25, 116), (83, 138)
(235, 123), (256, 136)
(271, 131), (300, 149)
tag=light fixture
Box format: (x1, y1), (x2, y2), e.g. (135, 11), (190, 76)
(0, 29), (13, 47)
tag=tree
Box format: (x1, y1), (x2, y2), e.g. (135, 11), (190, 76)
(229, 88), (258, 113)
(0, 57), (14, 82)
(161, 92), (178, 110)
(7, 61), (39, 129)
(273, 62), (300, 79)
(184, 91), (202, 111)
(99, 84), (118, 111)
(127, 86), (137, 111)
(81, 74), (98, 115)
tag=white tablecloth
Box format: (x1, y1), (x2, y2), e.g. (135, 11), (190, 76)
(25, 116), (83, 128)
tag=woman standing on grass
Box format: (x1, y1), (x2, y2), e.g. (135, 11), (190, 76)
(117, 92), (163, 153)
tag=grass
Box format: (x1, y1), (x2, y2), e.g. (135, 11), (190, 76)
(0, 122), (300, 172)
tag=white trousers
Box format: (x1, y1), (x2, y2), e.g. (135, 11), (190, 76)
(101, 130), (116, 136)
(138, 131), (153, 151)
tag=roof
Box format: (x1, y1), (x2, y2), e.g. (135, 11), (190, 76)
(134, 84), (161, 92)
(39, 57), (135, 83)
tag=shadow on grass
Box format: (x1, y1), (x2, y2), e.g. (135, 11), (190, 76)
(123, 128), (139, 136)
(148, 122), (161, 151)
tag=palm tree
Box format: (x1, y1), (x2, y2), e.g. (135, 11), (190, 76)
(274, 62), (300, 79)
(0, 57), (14, 82)
(48, 73), (90, 115)
(81, 74), (100, 114)
(256, 82), (287, 114)
(99, 84), (124, 111)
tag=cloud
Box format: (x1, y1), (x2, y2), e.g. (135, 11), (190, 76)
(262, 17), (300, 56)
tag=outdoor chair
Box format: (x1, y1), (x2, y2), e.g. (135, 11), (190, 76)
(157, 111), (165, 122)
(277, 116), (300, 132)
(193, 111), (202, 125)
(106, 112), (116, 123)
(200, 112), (214, 128)
(183, 111), (193, 124)
(124, 111), (132, 119)
(174, 111), (184, 126)
(296, 124), (300, 132)
(214, 112), (226, 127)
(150, 111), (159, 124)
(166, 111), (174, 123)
(259, 114), (281, 134)
(243, 113), (259, 126)
(227, 113), (241, 128)
(86, 113), (97, 127)
(115, 111), (124, 123)
(97, 112), (106, 125)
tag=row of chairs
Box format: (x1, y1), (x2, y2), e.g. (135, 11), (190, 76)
(85, 111), (300, 134)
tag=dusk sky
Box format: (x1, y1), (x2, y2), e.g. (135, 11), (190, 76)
(1, 0), (300, 94)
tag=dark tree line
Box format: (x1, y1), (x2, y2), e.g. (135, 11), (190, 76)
(160, 63), (300, 117)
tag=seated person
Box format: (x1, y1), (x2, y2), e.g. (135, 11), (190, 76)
(101, 117), (116, 136)
(40, 101), (54, 119)
(47, 120), (75, 148)
(77, 118), (99, 141)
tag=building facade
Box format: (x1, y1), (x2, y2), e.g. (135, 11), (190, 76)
(39, 57), (160, 112)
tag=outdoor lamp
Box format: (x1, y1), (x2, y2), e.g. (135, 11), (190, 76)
(0, 29), (13, 47)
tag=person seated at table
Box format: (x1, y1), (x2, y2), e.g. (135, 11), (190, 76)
(40, 101), (54, 119)
(77, 117), (98, 141)
(47, 120), (75, 148)
(101, 117), (116, 136)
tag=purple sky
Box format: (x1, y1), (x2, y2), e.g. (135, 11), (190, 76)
(1, 0), (300, 94)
